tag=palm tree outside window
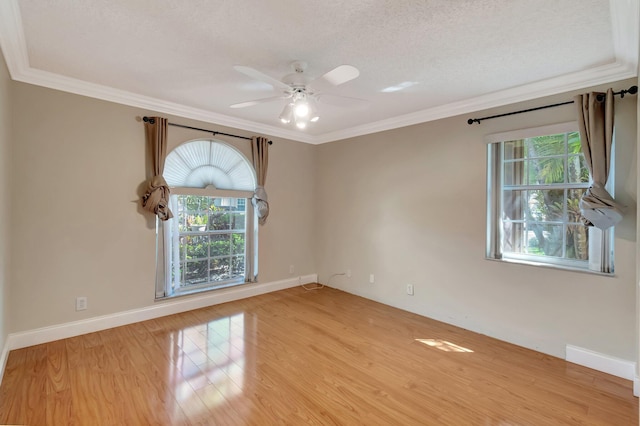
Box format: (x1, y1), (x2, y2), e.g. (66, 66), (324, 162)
(486, 122), (614, 274)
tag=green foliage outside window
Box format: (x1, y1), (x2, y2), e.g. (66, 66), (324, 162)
(175, 195), (247, 285)
(502, 132), (590, 261)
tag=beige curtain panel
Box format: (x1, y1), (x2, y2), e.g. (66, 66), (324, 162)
(574, 89), (623, 229)
(252, 136), (270, 225)
(141, 117), (173, 221)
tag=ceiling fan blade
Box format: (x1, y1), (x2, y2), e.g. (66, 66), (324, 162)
(316, 93), (368, 108)
(230, 95), (287, 109)
(233, 65), (291, 91)
(320, 65), (360, 86)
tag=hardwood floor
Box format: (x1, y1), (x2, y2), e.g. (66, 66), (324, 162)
(0, 286), (637, 425)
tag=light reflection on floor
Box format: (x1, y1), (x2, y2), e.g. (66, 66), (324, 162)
(415, 338), (474, 353)
(168, 313), (248, 415)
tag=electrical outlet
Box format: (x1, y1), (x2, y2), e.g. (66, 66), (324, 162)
(346, 269), (352, 278)
(289, 265), (295, 274)
(406, 284), (414, 295)
(369, 274), (375, 284)
(76, 296), (87, 311)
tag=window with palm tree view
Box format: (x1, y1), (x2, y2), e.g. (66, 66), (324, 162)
(487, 124), (613, 273)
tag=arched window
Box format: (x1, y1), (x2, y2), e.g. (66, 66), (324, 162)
(158, 140), (257, 298)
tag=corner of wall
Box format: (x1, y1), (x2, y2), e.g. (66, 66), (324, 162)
(0, 33), (13, 387)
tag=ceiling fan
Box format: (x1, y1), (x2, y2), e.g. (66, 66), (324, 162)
(230, 61), (365, 129)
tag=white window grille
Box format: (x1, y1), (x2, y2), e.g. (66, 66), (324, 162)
(486, 122), (614, 274)
(157, 140), (257, 298)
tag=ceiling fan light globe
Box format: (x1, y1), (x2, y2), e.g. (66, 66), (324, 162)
(279, 103), (293, 124)
(296, 120), (307, 129)
(308, 102), (319, 122)
(294, 102), (310, 118)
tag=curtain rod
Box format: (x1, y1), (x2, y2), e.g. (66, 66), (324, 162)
(142, 116), (272, 144)
(466, 85), (638, 125)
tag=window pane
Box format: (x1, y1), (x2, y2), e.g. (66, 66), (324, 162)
(528, 157), (564, 184)
(210, 257), (231, 282)
(568, 155), (589, 183)
(527, 134), (565, 157)
(185, 260), (208, 285)
(524, 224), (563, 257)
(528, 189), (564, 222)
(566, 224), (589, 260)
(231, 256), (245, 278)
(209, 211), (231, 230)
(184, 235), (208, 259)
(188, 216), (207, 232)
(504, 160), (526, 186)
(210, 234), (231, 257)
(567, 188), (586, 224)
(567, 132), (581, 154)
(502, 222), (526, 254)
(232, 233), (245, 255)
(231, 213), (245, 230)
(503, 190), (527, 221)
(504, 140), (526, 160)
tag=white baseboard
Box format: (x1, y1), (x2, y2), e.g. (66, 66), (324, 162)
(634, 376), (639, 397)
(6, 274), (317, 351)
(0, 339), (9, 386)
(566, 344), (636, 381)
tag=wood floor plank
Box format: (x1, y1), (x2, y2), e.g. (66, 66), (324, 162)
(0, 348), (28, 424)
(46, 339), (70, 394)
(0, 286), (637, 425)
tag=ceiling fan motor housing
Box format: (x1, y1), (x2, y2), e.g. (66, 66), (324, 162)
(282, 60), (311, 89)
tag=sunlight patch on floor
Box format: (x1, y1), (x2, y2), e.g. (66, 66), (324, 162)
(415, 339), (474, 353)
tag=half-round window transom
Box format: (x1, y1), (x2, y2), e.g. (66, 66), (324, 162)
(164, 140), (255, 191)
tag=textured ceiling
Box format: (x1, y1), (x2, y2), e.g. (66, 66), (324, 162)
(0, 0), (637, 143)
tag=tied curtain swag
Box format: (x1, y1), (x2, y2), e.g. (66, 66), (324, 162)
(574, 89), (623, 229)
(141, 117), (173, 220)
(140, 116), (270, 225)
(252, 136), (270, 225)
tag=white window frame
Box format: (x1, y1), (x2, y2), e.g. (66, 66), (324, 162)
(155, 139), (258, 299)
(162, 187), (257, 297)
(486, 122), (614, 274)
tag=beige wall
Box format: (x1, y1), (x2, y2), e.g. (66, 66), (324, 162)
(9, 83), (316, 333)
(0, 47), (11, 351)
(316, 79), (638, 361)
(3, 71), (637, 365)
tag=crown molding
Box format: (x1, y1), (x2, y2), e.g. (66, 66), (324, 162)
(610, 0), (639, 70)
(0, 0), (28, 77)
(0, 0), (637, 145)
(15, 67), (317, 144)
(314, 61), (637, 144)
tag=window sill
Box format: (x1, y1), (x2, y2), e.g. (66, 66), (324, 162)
(485, 256), (615, 277)
(155, 279), (249, 301)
